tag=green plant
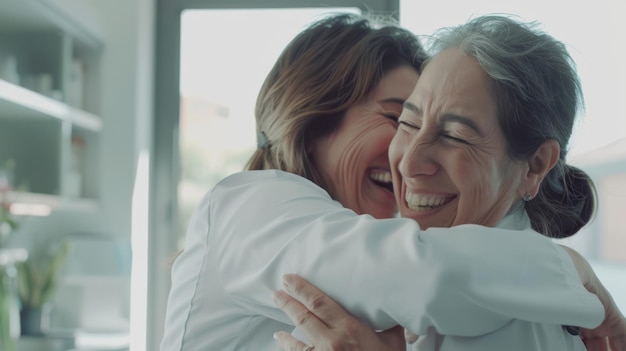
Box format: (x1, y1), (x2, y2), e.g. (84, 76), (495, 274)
(1, 257), (20, 351)
(0, 161), (20, 350)
(0, 161), (18, 249)
(16, 241), (71, 309)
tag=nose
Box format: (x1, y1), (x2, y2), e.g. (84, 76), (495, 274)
(398, 132), (438, 179)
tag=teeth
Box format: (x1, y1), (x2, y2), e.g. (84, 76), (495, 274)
(369, 171), (392, 184)
(405, 191), (450, 211)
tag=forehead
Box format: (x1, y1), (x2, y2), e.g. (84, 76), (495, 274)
(409, 48), (496, 116)
(372, 65), (419, 99)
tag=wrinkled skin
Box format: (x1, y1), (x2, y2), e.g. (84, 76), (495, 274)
(312, 65), (419, 219)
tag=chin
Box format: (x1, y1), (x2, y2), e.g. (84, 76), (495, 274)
(369, 207), (397, 219)
(374, 211), (397, 219)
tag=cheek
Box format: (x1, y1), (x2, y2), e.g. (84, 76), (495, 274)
(389, 131), (408, 182)
(497, 162), (525, 197)
(345, 120), (395, 152)
(341, 128), (391, 172)
(332, 123), (396, 188)
(389, 132), (404, 168)
(485, 156), (523, 194)
(453, 154), (522, 225)
(447, 150), (505, 207)
(368, 127), (396, 161)
(390, 131), (415, 206)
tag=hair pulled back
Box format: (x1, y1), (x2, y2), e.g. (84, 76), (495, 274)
(428, 15), (596, 238)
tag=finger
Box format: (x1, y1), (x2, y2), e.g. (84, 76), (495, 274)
(272, 289), (329, 338)
(609, 336), (626, 351)
(405, 329), (419, 344)
(273, 331), (313, 351)
(377, 325), (408, 350)
(282, 274), (351, 326)
(582, 337), (608, 351)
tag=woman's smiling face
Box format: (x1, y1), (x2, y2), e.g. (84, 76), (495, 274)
(389, 48), (526, 229)
(311, 65), (419, 219)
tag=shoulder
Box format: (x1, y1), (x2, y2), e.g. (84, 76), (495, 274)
(207, 170), (337, 220)
(212, 170), (330, 199)
(216, 169), (314, 186)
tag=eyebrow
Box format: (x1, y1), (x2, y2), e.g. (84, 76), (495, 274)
(402, 102), (484, 136)
(402, 101), (420, 114)
(379, 97), (406, 104)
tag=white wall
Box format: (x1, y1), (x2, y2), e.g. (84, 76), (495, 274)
(40, 0), (155, 349)
(85, 1), (155, 349)
(77, 0), (155, 241)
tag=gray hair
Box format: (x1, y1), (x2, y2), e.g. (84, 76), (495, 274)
(426, 15), (596, 238)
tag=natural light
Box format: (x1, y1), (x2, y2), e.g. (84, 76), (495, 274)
(177, 2), (625, 314)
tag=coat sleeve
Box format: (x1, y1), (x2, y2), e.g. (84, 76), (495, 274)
(207, 171), (603, 336)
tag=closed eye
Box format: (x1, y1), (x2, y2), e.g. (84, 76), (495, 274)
(399, 120), (420, 130)
(383, 114), (400, 123)
(442, 133), (469, 144)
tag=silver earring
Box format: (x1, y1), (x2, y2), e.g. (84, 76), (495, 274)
(523, 192), (532, 201)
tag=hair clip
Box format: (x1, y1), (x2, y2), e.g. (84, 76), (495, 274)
(257, 131), (270, 149)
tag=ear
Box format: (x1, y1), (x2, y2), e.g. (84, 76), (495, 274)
(519, 140), (560, 198)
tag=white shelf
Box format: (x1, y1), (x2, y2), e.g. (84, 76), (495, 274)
(8, 191), (98, 215)
(61, 275), (130, 285)
(0, 0), (103, 221)
(9, 191), (61, 207)
(0, 79), (102, 132)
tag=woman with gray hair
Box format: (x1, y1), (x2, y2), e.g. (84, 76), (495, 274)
(273, 14), (626, 351)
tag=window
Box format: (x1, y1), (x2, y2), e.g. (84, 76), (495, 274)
(177, 8), (359, 246)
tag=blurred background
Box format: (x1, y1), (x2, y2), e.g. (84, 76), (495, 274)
(0, 0), (623, 350)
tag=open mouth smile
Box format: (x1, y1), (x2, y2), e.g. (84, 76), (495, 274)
(405, 191), (455, 212)
(369, 170), (393, 192)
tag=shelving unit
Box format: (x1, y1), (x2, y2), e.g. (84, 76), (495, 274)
(0, 0), (104, 212)
(0, 79), (102, 130)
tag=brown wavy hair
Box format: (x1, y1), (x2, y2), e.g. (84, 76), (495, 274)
(245, 13), (427, 194)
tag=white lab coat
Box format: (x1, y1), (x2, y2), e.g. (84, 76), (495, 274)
(407, 204), (594, 350)
(160, 170), (603, 351)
